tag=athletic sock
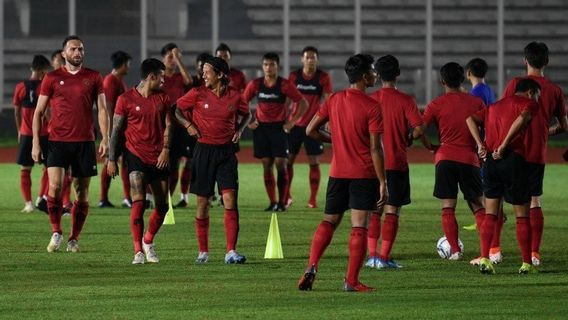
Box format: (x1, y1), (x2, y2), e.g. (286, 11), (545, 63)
(99, 163), (111, 201)
(308, 164), (321, 204)
(287, 163), (294, 201)
(62, 173), (72, 207)
(479, 214), (497, 258)
(39, 168), (49, 198)
(474, 208), (485, 233)
(69, 201), (89, 241)
(367, 212), (381, 257)
(308, 221), (336, 268)
(195, 217), (210, 252)
(180, 166), (191, 195)
(47, 196), (63, 234)
(379, 213), (399, 261)
(529, 207), (544, 254)
(144, 204), (168, 244)
(276, 168), (289, 205)
(490, 209), (505, 249)
(346, 227), (368, 285)
(263, 171), (276, 204)
(120, 159), (131, 201)
(441, 207), (460, 253)
(516, 217), (532, 264)
(130, 200), (145, 252)
(224, 209), (239, 252)
(20, 169), (32, 202)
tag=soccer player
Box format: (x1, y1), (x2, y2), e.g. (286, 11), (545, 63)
(99, 50), (132, 209)
(107, 58), (173, 265)
(215, 43), (247, 92)
(466, 78), (541, 274)
(175, 57), (251, 264)
(32, 35), (109, 253)
(501, 42), (568, 267)
(421, 62), (486, 261)
(286, 46), (332, 209)
(298, 54), (386, 292)
(160, 43), (194, 208)
(192, 52), (212, 87)
(13, 55), (51, 213)
(365, 55), (423, 268)
(243, 52), (308, 211)
(51, 50), (64, 70)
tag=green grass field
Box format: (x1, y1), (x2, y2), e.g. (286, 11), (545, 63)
(1, 163), (567, 319)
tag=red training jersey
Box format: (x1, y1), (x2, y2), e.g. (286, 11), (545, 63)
(103, 73), (128, 112)
(474, 95), (539, 157)
(39, 67), (104, 142)
(13, 80), (48, 136)
(243, 76), (303, 123)
(318, 88), (383, 179)
(176, 86), (249, 146)
(370, 87), (423, 171)
(503, 76), (567, 164)
(423, 92), (485, 167)
(288, 69), (332, 127)
(161, 72), (189, 102)
(114, 88), (172, 165)
(229, 68), (247, 92)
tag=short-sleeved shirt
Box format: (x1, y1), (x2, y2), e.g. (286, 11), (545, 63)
(39, 67), (104, 142)
(114, 88), (172, 165)
(423, 92), (485, 167)
(471, 83), (496, 106)
(103, 73), (128, 112)
(13, 80), (48, 136)
(228, 68), (247, 92)
(243, 76), (304, 123)
(317, 88), (383, 179)
(370, 87), (423, 171)
(288, 69), (333, 127)
(177, 86), (249, 146)
(474, 95), (539, 157)
(503, 75), (567, 164)
(162, 72), (189, 103)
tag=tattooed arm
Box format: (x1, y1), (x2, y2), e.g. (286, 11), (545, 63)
(107, 114), (126, 177)
(156, 108), (173, 169)
(174, 106), (201, 138)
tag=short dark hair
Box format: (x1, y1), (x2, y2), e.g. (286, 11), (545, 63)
(524, 41), (549, 69)
(205, 56), (230, 86)
(440, 62), (465, 89)
(375, 54), (400, 82)
(215, 43), (231, 55)
(196, 52), (213, 65)
(302, 46), (319, 56)
(32, 55), (51, 71)
(62, 35), (82, 49)
(160, 43), (178, 56)
(140, 58), (165, 79)
(110, 51), (132, 69)
(51, 50), (62, 60)
(345, 53), (375, 84)
(465, 58), (488, 78)
(263, 52), (280, 65)
(514, 77), (541, 94)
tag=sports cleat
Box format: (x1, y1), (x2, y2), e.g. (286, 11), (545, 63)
(448, 251), (463, 261)
(376, 258), (402, 269)
(479, 258), (495, 274)
(275, 203), (287, 212)
(142, 241), (159, 263)
(519, 262), (538, 274)
(285, 197), (293, 209)
(298, 264), (317, 291)
(36, 198), (48, 214)
(462, 223), (477, 231)
(343, 280), (375, 292)
(264, 203), (278, 212)
(174, 199), (188, 208)
(307, 201), (318, 209)
(47, 232), (63, 253)
(132, 251), (145, 265)
(469, 256), (482, 266)
(122, 198), (132, 208)
(66, 239), (80, 253)
(98, 200), (115, 208)
(489, 250), (503, 264)
(224, 250), (246, 264)
(62, 204), (72, 216)
(365, 256), (379, 268)
(531, 252), (541, 267)
(21, 202), (35, 213)
(195, 251), (209, 264)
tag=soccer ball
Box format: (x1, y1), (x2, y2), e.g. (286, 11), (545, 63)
(436, 236), (464, 259)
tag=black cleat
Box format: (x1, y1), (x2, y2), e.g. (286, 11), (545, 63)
(36, 198), (48, 214)
(298, 265), (317, 291)
(275, 203), (287, 212)
(98, 200), (115, 208)
(264, 202), (278, 212)
(174, 199), (188, 208)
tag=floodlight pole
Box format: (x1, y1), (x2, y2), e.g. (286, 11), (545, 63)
(140, 0), (147, 61)
(212, 0), (219, 54)
(283, 0), (290, 76)
(68, 0), (76, 35)
(0, 0), (4, 110)
(354, 0), (361, 54)
(497, 0), (505, 94)
(425, 0), (433, 103)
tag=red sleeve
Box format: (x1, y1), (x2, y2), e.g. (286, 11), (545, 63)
(176, 88), (198, 111)
(524, 100), (540, 117)
(405, 98), (423, 128)
(287, 72), (297, 84)
(321, 72), (333, 94)
(553, 87), (567, 118)
(474, 107), (487, 124)
(39, 74), (54, 97)
(95, 73), (104, 95)
(422, 102), (436, 125)
(237, 72), (247, 92)
(237, 94), (249, 116)
(103, 77), (118, 108)
(368, 103), (383, 134)
(317, 96), (331, 120)
(242, 80), (258, 103)
(282, 79), (304, 103)
(12, 82), (25, 106)
(114, 95), (127, 116)
(502, 79), (517, 98)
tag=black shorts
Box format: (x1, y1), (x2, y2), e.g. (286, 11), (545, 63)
(190, 142), (239, 197)
(483, 151), (530, 205)
(47, 141), (97, 178)
(434, 160), (482, 202)
(170, 125), (196, 161)
(253, 122), (289, 158)
(324, 177), (378, 214)
(124, 148), (169, 183)
(17, 135), (48, 166)
(527, 162), (545, 197)
(386, 170), (411, 207)
(288, 125), (324, 156)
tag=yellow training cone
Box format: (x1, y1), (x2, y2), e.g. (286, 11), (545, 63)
(163, 192), (175, 225)
(264, 213), (283, 259)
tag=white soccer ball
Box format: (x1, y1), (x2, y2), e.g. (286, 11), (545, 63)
(436, 236), (464, 259)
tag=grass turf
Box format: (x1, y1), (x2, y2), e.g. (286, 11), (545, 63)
(0, 163), (567, 319)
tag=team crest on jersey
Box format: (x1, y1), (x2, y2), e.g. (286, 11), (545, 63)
(228, 105), (234, 111)
(83, 79), (90, 86)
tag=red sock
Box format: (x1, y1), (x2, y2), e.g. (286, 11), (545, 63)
(308, 221), (336, 268)
(39, 168), (49, 197)
(490, 210), (505, 249)
(47, 196), (63, 234)
(169, 169), (179, 195)
(144, 204), (168, 244)
(263, 171), (276, 203)
(62, 173), (72, 206)
(180, 166), (191, 194)
(474, 208), (485, 233)
(529, 207), (543, 253)
(20, 169), (32, 202)
(120, 158), (131, 200)
(367, 213), (381, 257)
(100, 163), (111, 201)
(276, 168), (289, 205)
(195, 217), (210, 252)
(346, 227), (368, 285)
(441, 207), (460, 253)
(287, 164), (294, 201)
(130, 200), (145, 252)
(479, 214), (497, 258)
(224, 208), (239, 252)
(379, 213), (399, 261)
(516, 217), (532, 264)
(69, 201), (89, 241)
(308, 164), (320, 204)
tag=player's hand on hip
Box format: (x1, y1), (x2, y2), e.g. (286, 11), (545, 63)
(107, 160), (118, 178)
(247, 120), (259, 130)
(31, 141), (42, 163)
(187, 125), (201, 138)
(156, 149), (169, 170)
